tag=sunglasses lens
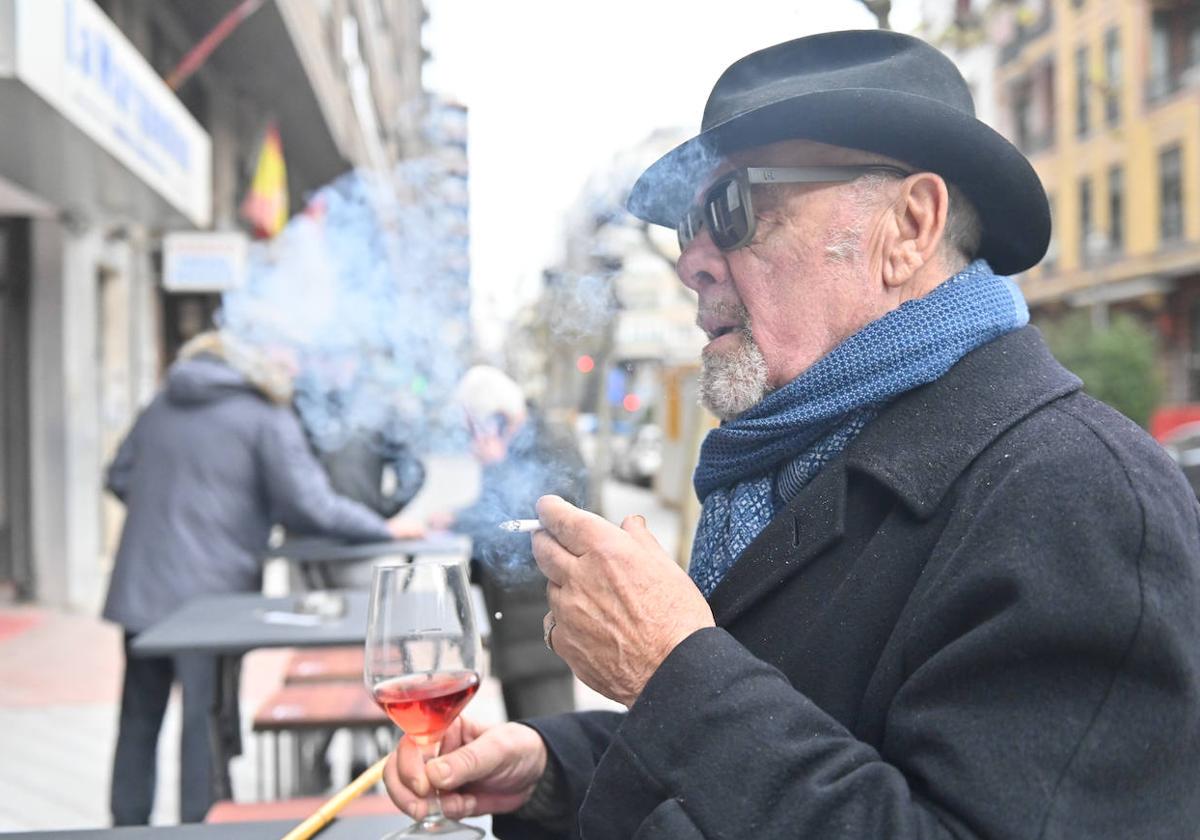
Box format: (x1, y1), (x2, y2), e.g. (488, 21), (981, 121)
(678, 207), (701, 251)
(678, 175), (754, 251)
(706, 178), (751, 250)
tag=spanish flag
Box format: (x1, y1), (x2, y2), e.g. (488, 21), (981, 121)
(240, 122), (288, 238)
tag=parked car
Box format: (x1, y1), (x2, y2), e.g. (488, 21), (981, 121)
(611, 423), (663, 487)
(1161, 421), (1200, 499)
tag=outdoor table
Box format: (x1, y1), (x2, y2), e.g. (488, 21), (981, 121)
(267, 534), (470, 590)
(2, 814), (494, 839)
(131, 588), (489, 802)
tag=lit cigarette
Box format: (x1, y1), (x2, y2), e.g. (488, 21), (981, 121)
(498, 518), (544, 533)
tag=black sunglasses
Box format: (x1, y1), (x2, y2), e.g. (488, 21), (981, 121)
(677, 165), (911, 252)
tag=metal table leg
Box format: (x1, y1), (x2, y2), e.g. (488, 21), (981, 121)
(207, 653), (243, 801)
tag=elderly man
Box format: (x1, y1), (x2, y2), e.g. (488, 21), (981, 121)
(383, 31), (1200, 839)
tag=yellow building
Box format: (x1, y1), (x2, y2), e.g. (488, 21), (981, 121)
(994, 0), (1200, 401)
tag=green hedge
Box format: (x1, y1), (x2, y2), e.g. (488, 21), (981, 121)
(1040, 312), (1162, 429)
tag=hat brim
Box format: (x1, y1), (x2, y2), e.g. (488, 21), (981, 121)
(627, 88), (1050, 276)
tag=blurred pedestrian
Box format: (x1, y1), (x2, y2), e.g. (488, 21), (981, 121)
(102, 330), (418, 825)
(430, 365), (587, 720)
(383, 31), (1200, 839)
(304, 427), (428, 588)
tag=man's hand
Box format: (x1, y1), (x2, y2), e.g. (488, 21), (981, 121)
(533, 494), (715, 707)
(383, 718), (548, 820)
(386, 516), (426, 540)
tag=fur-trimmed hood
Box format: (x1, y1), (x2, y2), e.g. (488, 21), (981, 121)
(171, 331), (294, 406)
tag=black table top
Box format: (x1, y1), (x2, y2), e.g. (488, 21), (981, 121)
(268, 534), (470, 565)
(131, 591), (373, 657)
(131, 587), (491, 658)
(2, 814), (494, 839)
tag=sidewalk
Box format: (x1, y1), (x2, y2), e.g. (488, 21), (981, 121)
(0, 463), (671, 832)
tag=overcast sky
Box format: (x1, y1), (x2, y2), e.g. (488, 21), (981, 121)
(422, 0), (923, 353)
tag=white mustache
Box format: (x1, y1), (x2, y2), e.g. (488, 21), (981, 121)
(696, 301), (751, 331)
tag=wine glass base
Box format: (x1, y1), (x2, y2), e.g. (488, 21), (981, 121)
(383, 816), (485, 839)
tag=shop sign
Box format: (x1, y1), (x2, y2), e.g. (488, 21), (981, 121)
(12, 0), (211, 226)
(163, 231), (247, 292)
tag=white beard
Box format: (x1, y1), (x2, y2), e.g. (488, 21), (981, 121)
(699, 326), (770, 420)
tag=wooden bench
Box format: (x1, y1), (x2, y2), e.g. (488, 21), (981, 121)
(254, 681), (387, 731)
(283, 646), (366, 684)
(205, 794), (397, 823)
(253, 682), (391, 799)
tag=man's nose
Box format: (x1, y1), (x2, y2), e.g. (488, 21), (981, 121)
(676, 229), (728, 293)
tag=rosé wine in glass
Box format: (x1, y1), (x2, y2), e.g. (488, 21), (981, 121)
(365, 559), (485, 839)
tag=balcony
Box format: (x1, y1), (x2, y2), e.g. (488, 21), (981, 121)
(1146, 65), (1200, 106)
(1000, 6), (1055, 65)
(1020, 130), (1056, 157)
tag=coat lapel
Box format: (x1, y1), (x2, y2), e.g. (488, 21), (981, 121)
(707, 461), (847, 626)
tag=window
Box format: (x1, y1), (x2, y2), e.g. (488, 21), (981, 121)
(1108, 165), (1124, 253)
(1149, 5), (1200, 103)
(1010, 59), (1056, 154)
(1160, 145), (1184, 243)
(1038, 59), (1056, 150)
(1075, 45), (1090, 136)
(1011, 78), (1033, 152)
(1104, 28), (1120, 125)
(1043, 193), (1059, 272)
(1079, 177), (1093, 263)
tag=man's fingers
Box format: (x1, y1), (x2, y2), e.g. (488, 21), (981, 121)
(621, 513), (662, 553)
(383, 749), (426, 816)
(531, 531), (574, 585)
(439, 792), (478, 819)
(535, 494), (612, 554)
(394, 737), (432, 797)
(425, 733), (507, 789)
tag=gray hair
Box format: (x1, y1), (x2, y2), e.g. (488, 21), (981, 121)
(942, 180), (983, 267)
(832, 168), (983, 270)
(455, 365), (527, 427)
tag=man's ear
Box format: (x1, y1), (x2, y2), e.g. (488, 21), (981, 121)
(882, 173), (949, 288)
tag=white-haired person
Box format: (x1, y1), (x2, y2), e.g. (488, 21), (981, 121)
(428, 365), (588, 721)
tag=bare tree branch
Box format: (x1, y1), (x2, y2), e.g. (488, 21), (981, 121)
(855, 0), (892, 29)
(637, 221), (678, 270)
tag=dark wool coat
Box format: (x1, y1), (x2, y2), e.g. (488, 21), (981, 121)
(496, 327), (1200, 840)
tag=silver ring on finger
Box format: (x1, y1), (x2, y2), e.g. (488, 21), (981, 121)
(543, 611), (557, 652)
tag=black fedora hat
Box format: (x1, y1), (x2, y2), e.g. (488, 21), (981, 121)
(627, 30), (1050, 276)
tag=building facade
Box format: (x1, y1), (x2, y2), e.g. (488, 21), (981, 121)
(0, 0), (428, 607)
(992, 0), (1200, 402)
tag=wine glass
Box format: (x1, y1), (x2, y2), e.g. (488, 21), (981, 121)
(365, 558), (485, 839)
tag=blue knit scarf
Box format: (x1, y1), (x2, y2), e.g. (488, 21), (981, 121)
(689, 260), (1029, 597)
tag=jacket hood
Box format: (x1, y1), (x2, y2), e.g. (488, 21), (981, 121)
(166, 355), (260, 406)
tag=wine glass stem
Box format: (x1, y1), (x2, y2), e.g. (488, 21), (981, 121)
(419, 739), (446, 826)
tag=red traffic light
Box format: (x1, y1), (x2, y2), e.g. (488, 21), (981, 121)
(576, 355), (595, 373)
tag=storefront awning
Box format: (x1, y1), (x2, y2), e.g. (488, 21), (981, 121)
(0, 0), (212, 227)
(164, 0), (354, 210)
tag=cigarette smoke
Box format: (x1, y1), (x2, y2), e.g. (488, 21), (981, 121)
(219, 158), (470, 455)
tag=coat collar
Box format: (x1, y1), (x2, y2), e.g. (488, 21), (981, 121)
(843, 325), (1081, 518)
(708, 326), (1081, 625)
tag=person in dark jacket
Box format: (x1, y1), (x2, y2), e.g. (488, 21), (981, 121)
(430, 365), (587, 720)
(103, 331), (417, 825)
(382, 31), (1200, 839)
